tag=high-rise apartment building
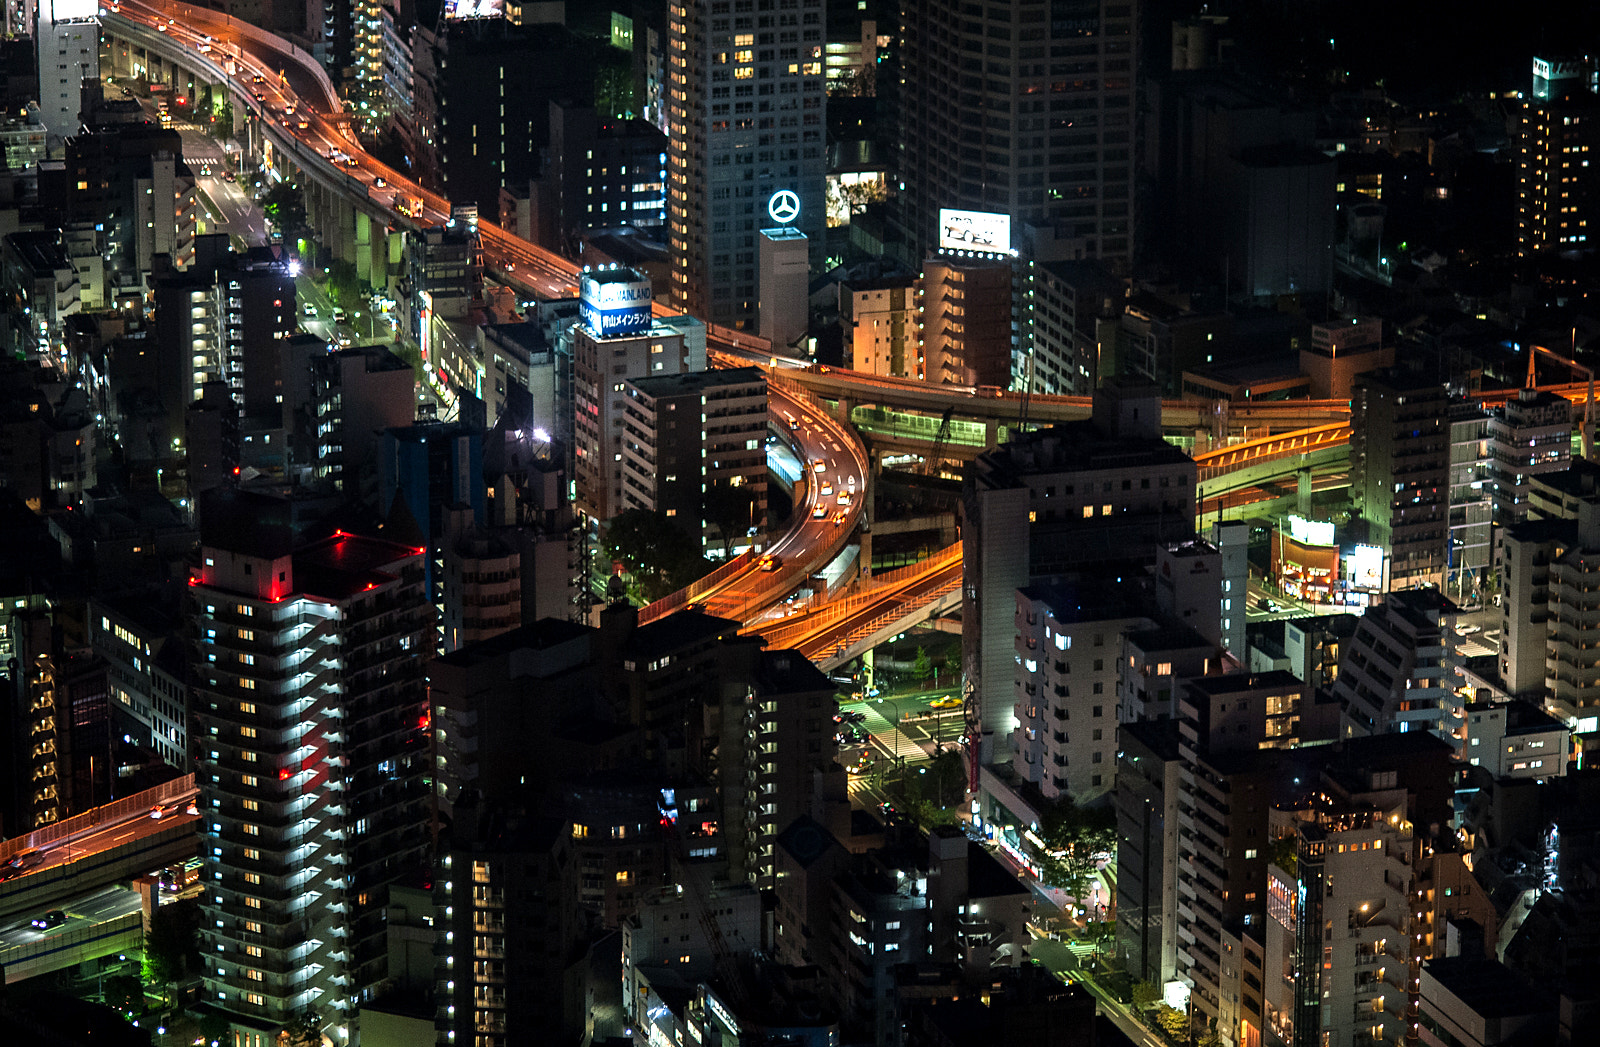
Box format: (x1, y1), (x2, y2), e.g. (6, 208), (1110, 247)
(963, 381), (1195, 764)
(620, 367), (768, 551)
(1350, 371), (1449, 590)
(1448, 401), (1492, 602)
(1488, 389), (1572, 524)
(1333, 589), (1463, 752)
(1517, 56), (1600, 257)
(666, 0), (828, 329)
(190, 515), (432, 1046)
(898, 0), (1137, 267)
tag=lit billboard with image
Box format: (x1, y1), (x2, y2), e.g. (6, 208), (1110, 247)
(1348, 545), (1384, 590)
(580, 271), (653, 337)
(938, 209), (1011, 253)
(51, 0), (98, 21)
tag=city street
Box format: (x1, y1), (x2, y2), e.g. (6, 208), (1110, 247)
(1026, 936), (1163, 1047)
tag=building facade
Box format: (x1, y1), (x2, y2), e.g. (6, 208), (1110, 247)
(898, 0), (1137, 268)
(190, 526), (432, 1046)
(666, 0), (828, 329)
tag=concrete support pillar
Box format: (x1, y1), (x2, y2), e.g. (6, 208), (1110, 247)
(836, 396), (854, 425)
(1297, 467), (1312, 517)
(985, 417), (1000, 448)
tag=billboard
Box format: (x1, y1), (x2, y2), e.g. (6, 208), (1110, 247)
(1348, 545), (1385, 590)
(444, 0), (504, 19)
(580, 270), (653, 338)
(50, 0), (98, 21)
(1286, 514), (1335, 547)
(938, 208), (1011, 253)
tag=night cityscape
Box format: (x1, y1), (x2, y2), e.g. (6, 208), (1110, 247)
(4, 1), (1600, 1045)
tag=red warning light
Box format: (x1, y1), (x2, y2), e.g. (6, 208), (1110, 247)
(279, 768), (292, 781)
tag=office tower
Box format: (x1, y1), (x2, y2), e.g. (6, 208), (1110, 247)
(963, 380), (1196, 765)
(1517, 56), (1600, 257)
(1350, 371), (1449, 590)
(666, 0), (828, 329)
(408, 207), (484, 386)
(620, 367), (768, 552)
(1449, 401), (1492, 603)
(33, 0), (97, 144)
(572, 268), (706, 522)
(1489, 389), (1573, 523)
(1145, 72), (1334, 297)
(378, 421), (486, 544)
(1115, 719), (1182, 986)
(1333, 589), (1463, 751)
(90, 591), (189, 769)
(898, 0), (1136, 267)
(522, 100), (668, 248)
(410, 16), (592, 214)
(190, 519), (432, 1045)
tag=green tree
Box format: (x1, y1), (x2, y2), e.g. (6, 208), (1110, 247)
(278, 1010), (323, 1047)
(1156, 1004), (1190, 1041)
(1029, 795), (1116, 900)
(198, 1009), (232, 1047)
(142, 896), (199, 1005)
(912, 645), (932, 683)
(103, 972), (144, 1012)
(259, 180), (307, 239)
(1131, 979), (1162, 1010)
(594, 54), (636, 118)
(945, 640), (962, 679)
(603, 508), (709, 602)
(702, 479), (758, 556)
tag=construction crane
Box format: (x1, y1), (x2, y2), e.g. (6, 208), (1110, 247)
(927, 405), (955, 477)
(1017, 351), (1036, 434)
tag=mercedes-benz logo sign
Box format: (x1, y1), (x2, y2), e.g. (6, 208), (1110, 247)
(767, 189), (801, 225)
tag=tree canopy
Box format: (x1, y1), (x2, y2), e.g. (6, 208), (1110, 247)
(1029, 795), (1117, 901)
(603, 509), (710, 602)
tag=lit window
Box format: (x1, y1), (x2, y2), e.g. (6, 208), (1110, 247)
(244, 897), (261, 909)
(239, 702), (256, 714)
(243, 824), (260, 836)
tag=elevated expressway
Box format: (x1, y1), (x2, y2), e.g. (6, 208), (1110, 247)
(108, 9), (1600, 668)
(0, 777), (200, 984)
